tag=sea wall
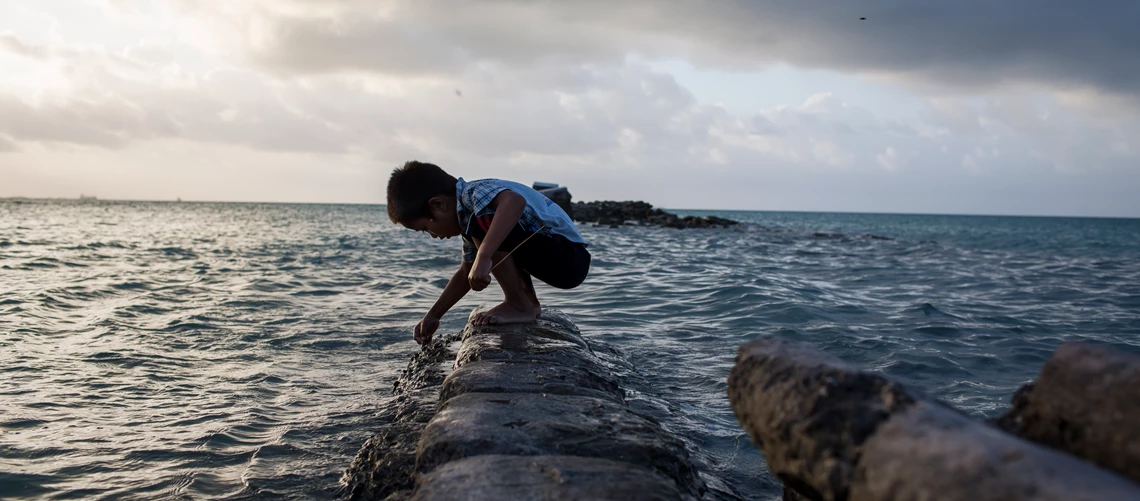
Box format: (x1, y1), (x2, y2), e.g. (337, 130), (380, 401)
(727, 337), (1140, 501)
(342, 309), (713, 500)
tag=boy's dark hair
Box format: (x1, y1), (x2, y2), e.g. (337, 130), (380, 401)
(386, 161), (458, 224)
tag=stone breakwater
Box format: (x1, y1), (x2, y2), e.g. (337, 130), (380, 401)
(727, 338), (1140, 501)
(571, 201), (739, 229)
(341, 309), (724, 501)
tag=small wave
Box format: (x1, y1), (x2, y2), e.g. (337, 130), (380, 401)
(292, 289), (341, 297)
(0, 417), (47, 429)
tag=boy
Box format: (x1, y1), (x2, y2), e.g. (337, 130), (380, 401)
(386, 161), (590, 345)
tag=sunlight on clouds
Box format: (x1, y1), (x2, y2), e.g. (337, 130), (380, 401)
(0, 0), (1138, 216)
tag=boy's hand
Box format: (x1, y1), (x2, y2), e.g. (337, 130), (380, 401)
(414, 313), (440, 345)
(468, 256), (493, 291)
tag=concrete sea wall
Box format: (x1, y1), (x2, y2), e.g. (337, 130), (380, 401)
(341, 309), (716, 501)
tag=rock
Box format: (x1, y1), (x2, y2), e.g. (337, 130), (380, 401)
(852, 401), (1140, 501)
(344, 308), (719, 500)
(533, 183), (574, 218)
(411, 455), (684, 501)
(571, 201), (738, 229)
(415, 392), (703, 497)
(340, 333), (461, 500)
(726, 337), (917, 501)
(994, 342), (1140, 483)
(440, 360), (625, 404)
(454, 329), (600, 371)
(728, 336), (1140, 501)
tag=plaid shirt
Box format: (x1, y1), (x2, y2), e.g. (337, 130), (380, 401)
(455, 177), (584, 263)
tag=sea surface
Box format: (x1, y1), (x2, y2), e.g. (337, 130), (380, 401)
(2, 199), (1139, 500)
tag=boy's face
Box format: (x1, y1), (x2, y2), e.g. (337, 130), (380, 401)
(403, 196), (461, 239)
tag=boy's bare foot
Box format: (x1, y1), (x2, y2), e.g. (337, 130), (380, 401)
(474, 301), (539, 326)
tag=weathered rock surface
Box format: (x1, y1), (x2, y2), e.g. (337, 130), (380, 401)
(726, 337), (917, 501)
(995, 342), (1140, 483)
(411, 455), (684, 501)
(416, 392), (700, 490)
(343, 309), (718, 500)
(728, 336), (1140, 501)
(571, 200), (738, 229)
(854, 401), (1140, 501)
(440, 361), (625, 404)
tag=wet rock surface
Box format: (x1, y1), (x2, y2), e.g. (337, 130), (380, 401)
(411, 455), (684, 501)
(726, 337), (918, 501)
(728, 336), (1140, 501)
(340, 332), (461, 501)
(440, 361), (624, 404)
(343, 309), (719, 500)
(416, 392), (699, 489)
(995, 342), (1140, 483)
(571, 201), (738, 229)
(853, 402), (1140, 501)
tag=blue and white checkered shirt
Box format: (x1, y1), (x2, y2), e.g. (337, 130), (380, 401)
(456, 177), (587, 263)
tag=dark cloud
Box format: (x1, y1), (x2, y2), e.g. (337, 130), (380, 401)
(213, 0), (1140, 97)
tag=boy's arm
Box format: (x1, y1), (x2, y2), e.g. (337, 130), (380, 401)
(415, 261), (472, 344)
(469, 190), (527, 291)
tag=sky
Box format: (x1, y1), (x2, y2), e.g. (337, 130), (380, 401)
(1, 1), (1139, 217)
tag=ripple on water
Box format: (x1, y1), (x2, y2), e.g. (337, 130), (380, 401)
(4, 201), (1139, 500)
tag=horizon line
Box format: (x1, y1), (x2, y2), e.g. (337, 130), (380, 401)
(4, 195), (1139, 220)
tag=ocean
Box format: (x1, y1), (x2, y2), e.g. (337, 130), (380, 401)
(2, 199), (1138, 500)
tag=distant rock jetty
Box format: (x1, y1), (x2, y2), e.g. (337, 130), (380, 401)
(727, 338), (1140, 501)
(572, 201), (739, 229)
(532, 182), (739, 229)
(341, 309), (723, 500)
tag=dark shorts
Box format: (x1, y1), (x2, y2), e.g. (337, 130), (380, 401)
(465, 214), (590, 290)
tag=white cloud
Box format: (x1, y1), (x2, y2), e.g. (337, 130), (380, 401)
(0, 1), (1138, 217)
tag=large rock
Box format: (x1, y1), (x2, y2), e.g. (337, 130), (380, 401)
(995, 342), (1140, 483)
(726, 337), (916, 501)
(412, 455), (683, 501)
(415, 392), (703, 497)
(728, 336), (1140, 501)
(853, 401), (1140, 501)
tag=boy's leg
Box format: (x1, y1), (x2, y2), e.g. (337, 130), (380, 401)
(471, 238), (540, 326)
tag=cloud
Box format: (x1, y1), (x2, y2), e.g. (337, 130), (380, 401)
(0, 134), (18, 152)
(2, 1), (1138, 216)
(171, 0), (1140, 99)
(0, 32), (49, 59)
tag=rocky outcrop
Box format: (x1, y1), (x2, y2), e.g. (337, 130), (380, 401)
(727, 337), (1140, 501)
(994, 342), (1140, 483)
(342, 309), (716, 500)
(571, 201), (739, 229)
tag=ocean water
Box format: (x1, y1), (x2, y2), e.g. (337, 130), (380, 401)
(2, 199), (1139, 500)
